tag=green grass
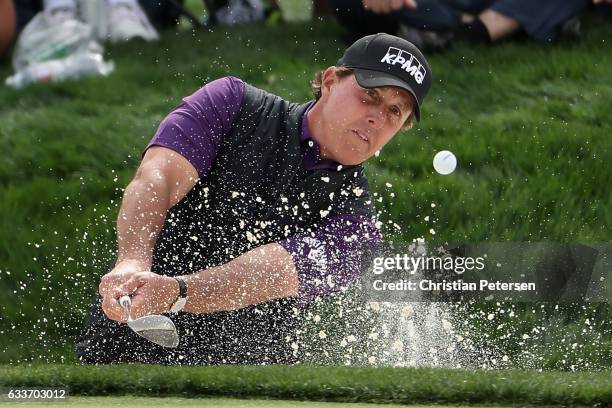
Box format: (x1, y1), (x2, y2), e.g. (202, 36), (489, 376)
(0, 396), (465, 408)
(0, 365), (610, 406)
(0, 14), (611, 367)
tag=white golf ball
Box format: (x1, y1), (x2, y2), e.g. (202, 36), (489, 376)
(433, 150), (457, 175)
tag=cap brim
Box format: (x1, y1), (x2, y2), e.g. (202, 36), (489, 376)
(353, 68), (421, 122)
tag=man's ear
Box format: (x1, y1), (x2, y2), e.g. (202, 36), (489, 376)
(320, 66), (338, 97)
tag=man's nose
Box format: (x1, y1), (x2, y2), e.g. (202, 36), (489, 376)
(366, 108), (385, 129)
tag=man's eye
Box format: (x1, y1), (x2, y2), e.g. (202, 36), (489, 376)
(390, 106), (401, 116)
(365, 90), (376, 98)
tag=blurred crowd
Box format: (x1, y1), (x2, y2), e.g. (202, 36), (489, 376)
(332, 0), (611, 50)
(1, 0), (611, 63)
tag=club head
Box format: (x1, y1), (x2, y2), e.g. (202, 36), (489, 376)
(128, 315), (179, 348)
(120, 295), (179, 348)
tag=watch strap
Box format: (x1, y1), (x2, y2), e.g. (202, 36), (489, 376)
(175, 277), (188, 299)
(170, 277), (188, 312)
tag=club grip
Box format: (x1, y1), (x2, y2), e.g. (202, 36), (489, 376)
(119, 295), (131, 309)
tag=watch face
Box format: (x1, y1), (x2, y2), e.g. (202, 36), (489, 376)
(171, 297), (187, 313)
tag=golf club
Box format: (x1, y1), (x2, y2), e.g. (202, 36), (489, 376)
(119, 295), (179, 348)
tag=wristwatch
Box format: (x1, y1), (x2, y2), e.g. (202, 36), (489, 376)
(170, 277), (188, 312)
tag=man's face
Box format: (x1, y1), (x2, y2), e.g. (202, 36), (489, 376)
(314, 68), (414, 166)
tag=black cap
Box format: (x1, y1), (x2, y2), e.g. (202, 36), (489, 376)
(338, 33), (432, 121)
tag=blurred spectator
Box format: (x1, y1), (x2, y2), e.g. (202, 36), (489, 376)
(592, 0), (612, 14)
(0, 0), (16, 59)
(330, 0), (590, 50)
(8, 0), (161, 43)
(43, 0), (158, 42)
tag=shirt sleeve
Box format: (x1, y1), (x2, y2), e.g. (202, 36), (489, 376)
(144, 76), (245, 178)
(278, 167), (381, 305)
(279, 214), (382, 305)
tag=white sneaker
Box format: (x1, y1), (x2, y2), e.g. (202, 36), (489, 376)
(107, 1), (159, 43)
(44, 6), (78, 25)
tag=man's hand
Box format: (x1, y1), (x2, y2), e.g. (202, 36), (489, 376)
(104, 271), (179, 323)
(99, 259), (151, 322)
(99, 259), (149, 297)
(363, 0), (417, 14)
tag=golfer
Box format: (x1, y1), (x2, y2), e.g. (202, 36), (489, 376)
(76, 33), (432, 364)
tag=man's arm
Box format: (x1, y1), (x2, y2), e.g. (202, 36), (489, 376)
(99, 77), (244, 321)
(182, 243), (299, 313)
(115, 146), (198, 265)
(113, 242), (299, 321)
(99, 146), (198, 321)
(111, 214), (378, 321)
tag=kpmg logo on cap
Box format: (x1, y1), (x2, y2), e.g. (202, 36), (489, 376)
(380, 47), (427, 85)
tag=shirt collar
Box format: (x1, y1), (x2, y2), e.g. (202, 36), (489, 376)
(301, 101), (345, 171)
